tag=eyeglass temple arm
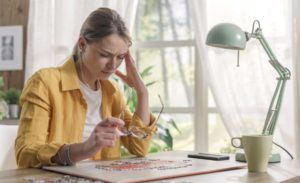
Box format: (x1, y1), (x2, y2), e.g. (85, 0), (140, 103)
(156, 95), (164, 122)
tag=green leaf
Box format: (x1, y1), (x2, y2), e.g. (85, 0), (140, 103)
(157, 129), (173, 149)
(112, 77), (119, 83)
(145, 81), (157, 87)
(155, 123), (173, 149)
(0, 76), (3, 88)
(120, 146), (130, 157)
(167, 118), (182, 134)
(149, 141), (162, 153)
(0, 90), (5, 99)
(4, 88), (21, 104)
(140, 65), (155, 78)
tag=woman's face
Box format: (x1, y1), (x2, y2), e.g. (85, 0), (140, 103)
(80, 34), (129, 80)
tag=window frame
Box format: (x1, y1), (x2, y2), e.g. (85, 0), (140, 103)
(133, 39), (218, 152)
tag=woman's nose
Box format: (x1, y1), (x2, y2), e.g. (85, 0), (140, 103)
(107, 56), (123, 70)
(107, 57), (118, 70)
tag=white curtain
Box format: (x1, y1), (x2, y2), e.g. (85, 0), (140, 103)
(25, 0), (138, 81)
(292, 0), (300, 158)
(191, 0), (298, 158)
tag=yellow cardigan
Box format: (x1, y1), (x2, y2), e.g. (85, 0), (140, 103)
(15, 57), (156, 168)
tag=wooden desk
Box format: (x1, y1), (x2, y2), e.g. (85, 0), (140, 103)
(0, 151), (299, 183)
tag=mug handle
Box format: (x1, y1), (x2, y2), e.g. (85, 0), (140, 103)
(231, 137), (243, 148)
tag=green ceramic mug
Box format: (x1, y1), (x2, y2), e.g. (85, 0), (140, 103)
(231, 135), (273, 172)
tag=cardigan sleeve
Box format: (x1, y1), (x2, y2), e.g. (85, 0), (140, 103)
(111, 88), (157, 157)
(15, 72), (63, 168)
(121, 110), (157, 157)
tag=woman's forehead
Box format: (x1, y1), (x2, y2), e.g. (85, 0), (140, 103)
(93, 34), (129, 55)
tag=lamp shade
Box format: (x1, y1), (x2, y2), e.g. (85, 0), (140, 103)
(206, 23), (247, 50)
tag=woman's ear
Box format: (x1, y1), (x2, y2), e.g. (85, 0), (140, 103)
(78, 36), (86, 52)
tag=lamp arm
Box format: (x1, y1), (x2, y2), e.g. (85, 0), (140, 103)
(249, 29), (291, 135)
(262, 79), (287, 135)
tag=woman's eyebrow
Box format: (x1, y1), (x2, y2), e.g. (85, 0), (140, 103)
(118, 53), (127, 56)
(99, 48), (128, 56)
(98, 49), (114, 55)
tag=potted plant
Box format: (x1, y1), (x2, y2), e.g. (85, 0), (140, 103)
(0, 76), (3, 88)
(4, 88), (21, 118)
(0, 90), (6, 120)
(0, 76), (10, 120)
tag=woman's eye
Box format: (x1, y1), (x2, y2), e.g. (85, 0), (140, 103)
(118, 57), (124, 61)
(100, 53), (109, 57)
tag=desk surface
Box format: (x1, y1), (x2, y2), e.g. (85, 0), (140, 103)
(1, 151), (299, 183)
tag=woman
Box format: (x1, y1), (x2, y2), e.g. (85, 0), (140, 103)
(15, 7), (157, 168)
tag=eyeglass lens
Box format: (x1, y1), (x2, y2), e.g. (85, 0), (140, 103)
(118, 126), (148, 139)
(117, 95), (164, 139)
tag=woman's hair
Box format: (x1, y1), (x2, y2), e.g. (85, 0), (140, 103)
(73, 7), (132, 61)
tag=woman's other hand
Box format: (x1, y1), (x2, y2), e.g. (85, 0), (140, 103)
(82, 117), (124, 157)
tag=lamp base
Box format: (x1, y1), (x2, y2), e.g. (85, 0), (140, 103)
(235, 152), (281, 163)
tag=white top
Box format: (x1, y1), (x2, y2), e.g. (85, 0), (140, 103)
(79, 80), (102, 141)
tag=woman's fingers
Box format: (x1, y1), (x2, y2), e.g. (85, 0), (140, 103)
(124, 52), (139, 74)
(115, 70), (127, 82)
(98, 117), (124, 127)
(84, 118), (124, 156)
(92, 117), (125, 147)
(94, 125), (118, 134)
(125, 52), (134, 65)
(94, 130), (119, 141)
(97, 139), (116, 147)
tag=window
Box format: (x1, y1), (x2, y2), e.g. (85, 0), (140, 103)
(132, 0), (231, 152)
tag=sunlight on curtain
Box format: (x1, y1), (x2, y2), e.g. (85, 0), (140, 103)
(292, 0), (300, 158)
(25, 0), (137, 81)
(191, 0), (297, 158)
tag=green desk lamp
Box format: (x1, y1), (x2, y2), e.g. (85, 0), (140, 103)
(206, 20), (291, 163)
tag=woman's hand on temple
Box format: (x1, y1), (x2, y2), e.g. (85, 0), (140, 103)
(115, 51), (150, 126)
(115, 52), (147, 94)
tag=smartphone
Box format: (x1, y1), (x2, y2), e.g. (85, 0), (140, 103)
(187, 152), (230, 161)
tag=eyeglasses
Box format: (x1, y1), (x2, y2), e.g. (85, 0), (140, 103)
(118, 95), (164, 139)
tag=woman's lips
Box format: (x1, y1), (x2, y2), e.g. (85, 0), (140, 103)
(102, 71), (114, 75)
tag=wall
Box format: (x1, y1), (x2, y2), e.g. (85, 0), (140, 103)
(0, 0), (29, 90)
